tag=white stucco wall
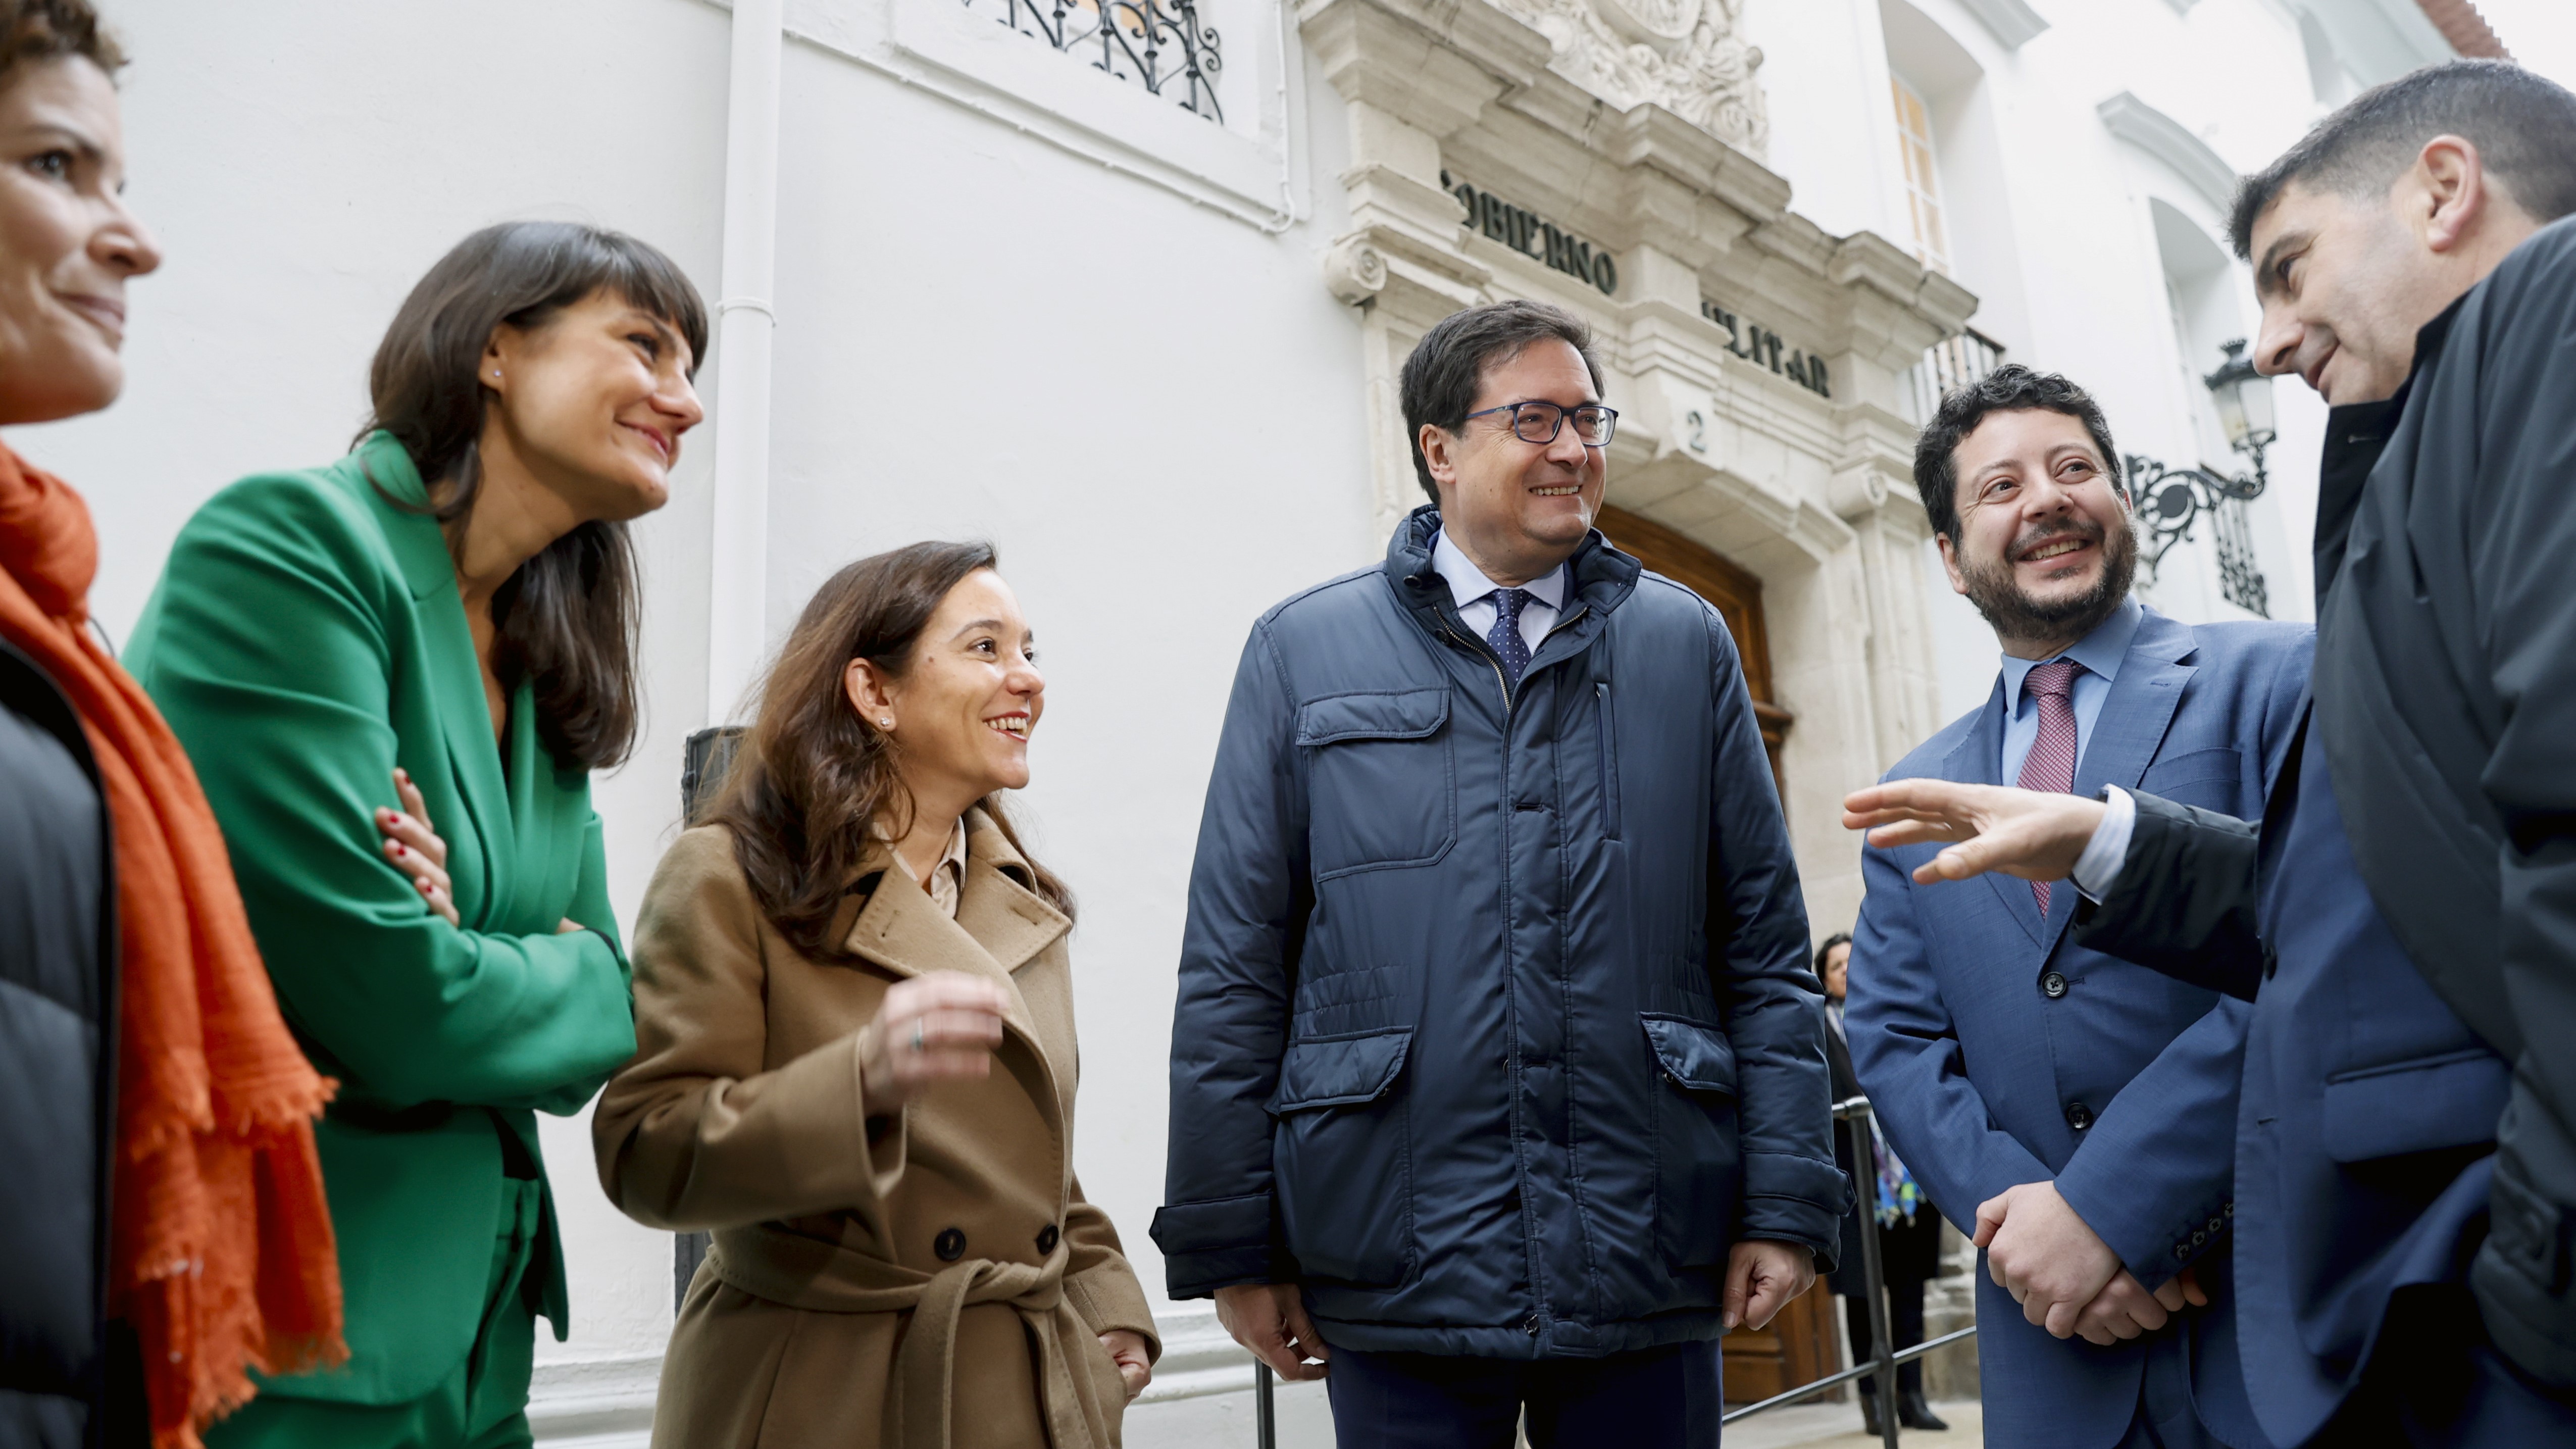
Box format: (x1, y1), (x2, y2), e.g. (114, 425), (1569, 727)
(20, 0), (2478, 1442)
(22, 1), (1367, 1435)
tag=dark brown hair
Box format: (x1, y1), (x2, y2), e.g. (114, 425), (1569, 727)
(362, 221), (709, 771)
(706, 541), (1075, 959)
(0, 1), (122, 84)
(1912, 363), (2124, 543)
(2229, 60), (2576, 259)
(1400, 299), (1606, 506)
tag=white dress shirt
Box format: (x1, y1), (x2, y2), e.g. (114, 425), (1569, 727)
(1431, 528), (1568, 655)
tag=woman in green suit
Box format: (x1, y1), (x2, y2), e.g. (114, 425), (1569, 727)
(128, 221), (707, 1448)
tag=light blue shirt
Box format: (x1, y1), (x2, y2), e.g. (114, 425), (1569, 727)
(1997, 595), (2143, 785)
(1431, 528), (1568, 655)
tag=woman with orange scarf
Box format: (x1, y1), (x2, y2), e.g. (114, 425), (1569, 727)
(0, 5), (345, 1449)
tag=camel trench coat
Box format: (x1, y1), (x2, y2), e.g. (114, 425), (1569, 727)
(593, 815), (1158, 1448)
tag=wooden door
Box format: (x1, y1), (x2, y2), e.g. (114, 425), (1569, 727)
(1715, 1282), (1843, 1407)
(1593, 506), (1838, 1403)
(1594, 506), (1794, 794)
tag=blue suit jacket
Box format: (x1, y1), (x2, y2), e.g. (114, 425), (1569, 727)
(1847, 608), (2309, 1449)
(2079, 722), (2518, 1445)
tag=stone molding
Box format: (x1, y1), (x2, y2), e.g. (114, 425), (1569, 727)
(1488, 0), (1769, 157)
(2096, 89), (2239, 215)
(1954, 0), (2050, 51)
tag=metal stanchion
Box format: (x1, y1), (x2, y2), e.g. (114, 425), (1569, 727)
(1842, 1097), (1903, 1449)
(1718, 1096), (1962, 1445)
(1255, 1362), (1277, 1449)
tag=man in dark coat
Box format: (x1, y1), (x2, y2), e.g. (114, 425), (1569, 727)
(1, 636), (124, 1449)
(1154, 299), (1844, 1446)
(1842, 60), (2576, 1446)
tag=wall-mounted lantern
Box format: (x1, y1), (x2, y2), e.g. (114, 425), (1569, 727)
(2125, 339), (2275, 618)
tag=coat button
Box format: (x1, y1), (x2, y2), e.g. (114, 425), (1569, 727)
(1036, 1223), (1060, 1255)
(2065, 1102), (2094, 1131)
(2223, 1201), (2234, 1217)
(2207, 1217), (2224, 1235)
(2175, 1244), (2191, 1261)
(934, 1227), (967, 1262)
(1524, 1314), (1542, 1336)
(2192, 1229), (2207, 1247)
(2041, 971), (2068, 1000)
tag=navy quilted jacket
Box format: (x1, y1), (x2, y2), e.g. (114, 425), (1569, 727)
(1152, 508), (1845, 1358)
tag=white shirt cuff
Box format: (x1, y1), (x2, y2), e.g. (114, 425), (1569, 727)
(2070, 786), (2137, 903)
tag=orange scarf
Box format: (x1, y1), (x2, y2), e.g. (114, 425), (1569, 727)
(0, 444), (343, 1447)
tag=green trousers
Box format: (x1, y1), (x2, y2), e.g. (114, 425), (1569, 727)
(214, 1177), (543, 1449)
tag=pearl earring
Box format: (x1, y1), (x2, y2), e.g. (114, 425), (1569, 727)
(880, 717), (894, 728)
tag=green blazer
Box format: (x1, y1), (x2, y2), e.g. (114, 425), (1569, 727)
(128, 432), (636, 1405)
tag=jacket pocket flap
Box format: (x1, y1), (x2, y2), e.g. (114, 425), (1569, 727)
(2321, 1047), (2509, 1163)
(1641, 1015), (1737, 1095)
(1272, 1028), (1414, 1112)
(1296, 689), (1449, 746)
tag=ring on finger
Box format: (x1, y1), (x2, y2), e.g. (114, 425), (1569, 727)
(911, 1019), (926, 1053)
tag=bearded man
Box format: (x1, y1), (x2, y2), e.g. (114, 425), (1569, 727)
(1842, 365), (2309, 1449)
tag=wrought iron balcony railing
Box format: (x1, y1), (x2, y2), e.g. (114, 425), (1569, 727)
(971, 0), (1225, 123)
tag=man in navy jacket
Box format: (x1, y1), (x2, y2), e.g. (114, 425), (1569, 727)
(1848, 367), (2306, 1449)
(1843, 63), (2576, 1445)
(1153, 300), (1844, 1446)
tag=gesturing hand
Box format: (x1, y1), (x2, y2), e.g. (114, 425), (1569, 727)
(1099, 1329), (1153, 1401)
(857, 971), (1011, 1108)
(1723, 1240), (1816, 1332)
(378, 767), (458, 927)
(1974, 1181), (2121, 1340)
(1843, 779), (2105, 887)
(1215, 1282), (1329, 1382)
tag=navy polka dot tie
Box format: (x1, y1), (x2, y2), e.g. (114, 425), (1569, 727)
(1488, 588), (1533, 692)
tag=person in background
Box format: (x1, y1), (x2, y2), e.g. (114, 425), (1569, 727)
(0, 5), (344, 1446)
(595, 541), (1156, 1447)
(1156, 298), (1842, 1447)
(1844, 366), (2305, 1449)
(1845, 60), (2576, 1445)
(127, 220), (704, 1448)
(1815, 933), (1944, 1436)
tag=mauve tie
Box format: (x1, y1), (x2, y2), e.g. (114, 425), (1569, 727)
(2015, 658), (2081, 915)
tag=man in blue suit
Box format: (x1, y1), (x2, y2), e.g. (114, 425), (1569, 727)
(1846, 365), (2307, 1449)
(1842, 63), (2576, 1445)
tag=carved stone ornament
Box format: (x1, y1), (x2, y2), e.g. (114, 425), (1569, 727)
(1493, 0), (1769, 156)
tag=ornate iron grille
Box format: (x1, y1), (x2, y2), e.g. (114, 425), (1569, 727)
(2124, 453), (2273, 620)
(2210, 496), (2269, 618)
(971, 0), (1224, 123)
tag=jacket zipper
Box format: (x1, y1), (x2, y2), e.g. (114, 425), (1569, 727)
(1443, 604), (1591, 715)
(1596, 679), (1622, 839)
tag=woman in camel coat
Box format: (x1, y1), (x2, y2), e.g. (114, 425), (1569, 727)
(594, 541), (1156, 1449)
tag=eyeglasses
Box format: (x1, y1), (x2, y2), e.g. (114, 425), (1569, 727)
(1463, 401), (1619, 448)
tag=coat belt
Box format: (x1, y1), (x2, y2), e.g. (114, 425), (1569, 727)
(708, 1226), (1116, 1449)
(894, 1257), (1114, 1449)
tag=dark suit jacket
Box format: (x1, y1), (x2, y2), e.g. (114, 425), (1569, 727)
(1850, 607), (2307, 1449)
(2314, 217), (2576, 1385)
(2079, 725), (2509, 1447)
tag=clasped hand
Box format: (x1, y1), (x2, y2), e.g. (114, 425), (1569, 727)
(1976, 1181), (2204, 1345)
